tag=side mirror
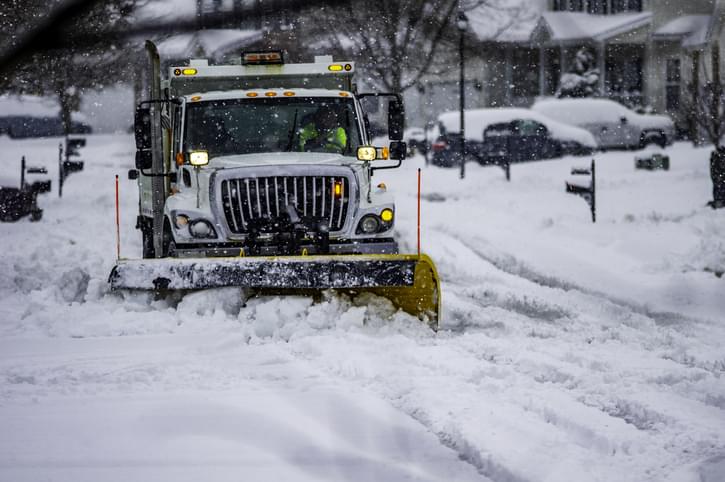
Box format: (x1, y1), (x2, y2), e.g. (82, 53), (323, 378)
(389, 141), (407, 161)
(135, 150), (152, 170)
(128, 169), (139, 180)
(620, 116), (628, 125)
(134, 106), (152, 151)
(388, 100), (404, 140)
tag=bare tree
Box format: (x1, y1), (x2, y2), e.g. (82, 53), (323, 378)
(0, 0), (145, 135)
(299, 0), (513, 94)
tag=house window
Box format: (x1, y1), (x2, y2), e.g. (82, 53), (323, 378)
(611, 0), (626, 13)
(555, 0), (642, 14)
(666, 58), (681, 110)
(627, 0), (642, 11)
(570, 0), (584, 11)
(588, 0), (608, 14)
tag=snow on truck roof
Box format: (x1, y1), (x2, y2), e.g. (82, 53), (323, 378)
(438, 107), (596, 147)
(183, 89), (354, 102)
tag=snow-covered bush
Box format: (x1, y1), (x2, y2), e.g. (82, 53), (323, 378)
(557, 48), (600, 98)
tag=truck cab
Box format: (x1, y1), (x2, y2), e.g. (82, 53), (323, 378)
(133, 52), (407, 259)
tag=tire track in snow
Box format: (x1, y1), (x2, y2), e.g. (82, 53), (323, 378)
(433, 229), (725, 376)
(391, 228), (725, 478)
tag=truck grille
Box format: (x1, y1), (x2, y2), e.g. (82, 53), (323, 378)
(220, 176), (350, 234)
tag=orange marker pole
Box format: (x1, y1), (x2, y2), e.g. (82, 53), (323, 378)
(417, 168), (421, 258)
(115, 175), (121, 261)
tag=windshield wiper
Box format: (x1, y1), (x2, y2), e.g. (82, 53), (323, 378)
(285, 109), (298, 152)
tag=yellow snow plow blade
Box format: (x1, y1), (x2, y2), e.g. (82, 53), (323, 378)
(109, 254), (441, 329)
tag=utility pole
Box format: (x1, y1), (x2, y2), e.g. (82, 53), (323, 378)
(457, 7), (468, 180)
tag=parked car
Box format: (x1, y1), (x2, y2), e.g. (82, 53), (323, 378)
(403, 126), (427, 155)
(431, 108), (597, 167)
(0, 117), (92, 138)
(532, 98), (675, 150)
(0, 95), (92, 139)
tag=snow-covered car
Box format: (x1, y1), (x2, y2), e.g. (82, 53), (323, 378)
(0, 95), (92, 138)
(431, 108), (597, 167)
(532, 98), (675, 150)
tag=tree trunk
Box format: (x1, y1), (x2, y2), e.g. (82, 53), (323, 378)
(709, 44), (724, 208)
(58, 88), (73, 138)
(690, 50), (700, 145)
(711, 148), (725, 208)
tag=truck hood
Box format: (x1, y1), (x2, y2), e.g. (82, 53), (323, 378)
(209, 152), (358, 169)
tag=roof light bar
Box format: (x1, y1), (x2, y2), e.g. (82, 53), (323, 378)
(242, 51), (284, 65)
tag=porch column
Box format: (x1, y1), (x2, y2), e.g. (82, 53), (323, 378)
(539, 46), (546, 97)
(598, 42), (606, 96)
(505, 45), (513, 105)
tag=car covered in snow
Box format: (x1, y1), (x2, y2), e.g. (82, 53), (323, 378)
(403, 126), (426, 155)
(431, 108), (597, 167)
(0, 95), (92, 139)
(532, 98), (675, 150)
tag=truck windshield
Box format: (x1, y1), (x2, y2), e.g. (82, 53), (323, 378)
(184, 97), (362, 158)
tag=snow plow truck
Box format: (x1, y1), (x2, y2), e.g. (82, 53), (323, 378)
(109, 43), (440, 328)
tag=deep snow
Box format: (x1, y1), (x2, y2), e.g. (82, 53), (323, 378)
(0, 134), (724, 481)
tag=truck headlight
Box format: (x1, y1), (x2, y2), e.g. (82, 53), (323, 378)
(358, 215), (381, 234)
(174, 214), (189, 228)
(189, 219), (216, 238)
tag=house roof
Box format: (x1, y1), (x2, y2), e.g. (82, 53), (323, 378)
(156, 29), (263, 61)
(680, 0), (724, 49)
(653, 15), (711, 38)
(681, 20), (713, 48)
(536, 11), (652, 43)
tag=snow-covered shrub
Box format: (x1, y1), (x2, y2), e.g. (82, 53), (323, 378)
(557, 48), (600, 98)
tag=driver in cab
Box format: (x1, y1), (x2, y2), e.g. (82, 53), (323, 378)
(298, 105), (347, 154)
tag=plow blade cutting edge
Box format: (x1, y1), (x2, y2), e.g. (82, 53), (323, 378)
(109, 254), (441, 329)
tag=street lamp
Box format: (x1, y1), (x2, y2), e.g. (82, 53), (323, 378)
(457, 8), (468, 180)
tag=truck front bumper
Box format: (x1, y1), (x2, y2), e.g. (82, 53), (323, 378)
(172, 239), (398, 258)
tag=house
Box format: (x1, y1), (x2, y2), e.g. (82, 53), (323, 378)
(412, 0), (724, 136)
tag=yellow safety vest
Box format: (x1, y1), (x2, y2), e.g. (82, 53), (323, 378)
(299, 124), (347, 153)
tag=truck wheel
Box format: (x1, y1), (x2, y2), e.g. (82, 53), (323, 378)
(30, 209), (43, 222)
(140, 217), (155, 258)
(162, 221), (177, 258)
(142, 227), (154, 258)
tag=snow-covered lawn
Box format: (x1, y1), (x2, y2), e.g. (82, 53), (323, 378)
(0, 134), (723, 481)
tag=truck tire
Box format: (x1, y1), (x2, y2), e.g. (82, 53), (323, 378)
(142, 227), (154, 258)
(162, 219), (176, 258)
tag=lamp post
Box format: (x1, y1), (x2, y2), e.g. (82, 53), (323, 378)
(457, 8), (468, 180)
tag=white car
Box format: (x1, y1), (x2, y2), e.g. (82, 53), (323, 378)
(532, 98), (675, 150)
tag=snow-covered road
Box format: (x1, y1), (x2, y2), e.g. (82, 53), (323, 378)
(1, 134), (723, 481)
